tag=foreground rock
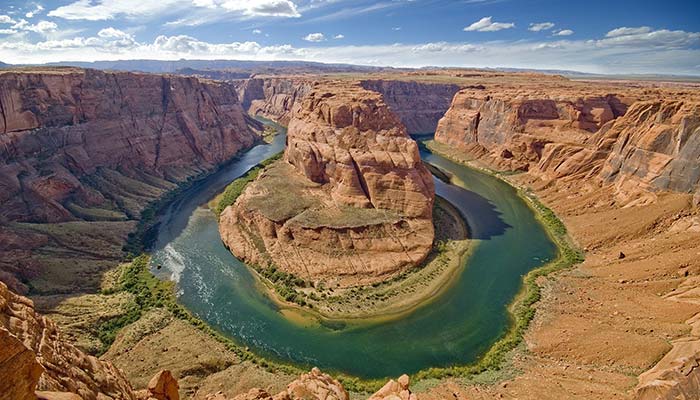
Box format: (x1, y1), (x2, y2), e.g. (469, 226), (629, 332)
(220, 81), (435, 287)
(0, 280), (136, 399)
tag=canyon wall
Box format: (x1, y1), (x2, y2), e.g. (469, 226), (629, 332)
(235, 77), (312, 125)
(434, 87), (700, 198)
(0, 68), (259, 224)
(360, 79), (460, 134)
(220, 81), (435, 287)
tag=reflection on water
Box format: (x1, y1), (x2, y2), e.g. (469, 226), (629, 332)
(150, 131), (557, 379)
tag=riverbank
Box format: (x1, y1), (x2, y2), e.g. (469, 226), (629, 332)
(94, 134), (584, 395)
(412, 139), (584, 382)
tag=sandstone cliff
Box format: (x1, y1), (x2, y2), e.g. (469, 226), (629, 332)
(434, 89), (628, 170)
(235, 77), (311, 125)
(360, 79), (460, 134)
(434, 85), (700, 200)
(0, 68), (258, 224)
(220, 81), (435, 287)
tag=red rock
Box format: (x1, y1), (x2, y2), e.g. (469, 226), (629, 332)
(0, 68), (258, 223)
(145, 370), (180, 400)
(0, 327), (44, 400)
(220, 81), (435, 287)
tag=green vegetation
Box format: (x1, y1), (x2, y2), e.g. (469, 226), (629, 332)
(213, 152), (283, 217)
(96, 253), (308, 377)
(98, 139), (583, 394)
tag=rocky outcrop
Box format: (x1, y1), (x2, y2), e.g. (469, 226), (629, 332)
(434, 89), (628, 171)
(0, 68), (258, 223)
(360, 79), (460, 134)
(136, 370), (180, 400)
(206, 369), (418, 400)
(0, 280), (136, 399)
(368, 374), (416, 400)
(434, 86), (700, 199)
(1, 326), (44, 400)
(220, 81), (435, 287)
(235, 78), (312, 125)
(599, 100), (700, 197)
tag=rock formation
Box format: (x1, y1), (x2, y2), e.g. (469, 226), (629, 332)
(360, 79), (460, 134)
(434, 89), (628, 171)
(136, 370), (180, 400)
(368, 374), (416, 400)
(434, 85), (700, 200)
(0, 68), (258, 224)
(220, 81), (435, 286)
(204, 369), (417, 400)
(1, 326), (44, 400)
(235, 77), (312, 125)
(599, 100), (700, 197)
(0, 280), (136, 399)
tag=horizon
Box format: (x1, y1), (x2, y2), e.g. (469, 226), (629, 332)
(0, 1), (699, 76)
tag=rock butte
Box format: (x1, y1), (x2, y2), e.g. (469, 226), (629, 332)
(0, 67), (699, 400)
(219, 81), (435, 287)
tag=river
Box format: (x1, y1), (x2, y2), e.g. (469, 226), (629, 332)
(150, 122), (557, 379)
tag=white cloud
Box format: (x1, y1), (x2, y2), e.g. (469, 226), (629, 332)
(599, 27), (700, 48)
(529, 22), (554, 32)
(554, 29), (574, 36)
(303, 32), (325, 42)
(464, 16), (514, 32)
(2, 28), (700, 76)
(333, 34), (344, 39)
(25, 5), (45, 18)
(48, 0), (300, 21)
(0, 29), (17, 35)
(48, 0), (183, 21)
(0, 15), (16, 24)
(253, 29), (262, 34)
(6, 19), (58, 35)
(392, 27), (401, 31)
(606, 26), (652, 38)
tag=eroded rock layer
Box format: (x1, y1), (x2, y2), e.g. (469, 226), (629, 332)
(220, 81), (435, 286)
(0, 280), (136, 400)
(235, 77), (312, 125)
(0, 68), (258, 224)
(360, 79), (460, 134)
(434, 85), (700, 200)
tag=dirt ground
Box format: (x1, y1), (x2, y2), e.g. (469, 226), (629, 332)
(418, 175), (700, 399)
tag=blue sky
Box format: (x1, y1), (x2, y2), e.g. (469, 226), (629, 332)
(0, 0), (699, 74)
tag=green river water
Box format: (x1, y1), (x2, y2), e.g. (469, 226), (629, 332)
(150, 123), (558, 380)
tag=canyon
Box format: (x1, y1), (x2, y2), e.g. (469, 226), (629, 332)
(219, 81), (435, 287)
(0, 66), (699, 400)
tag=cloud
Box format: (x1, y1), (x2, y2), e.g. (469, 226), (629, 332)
(303, 32), (325, 42)
(0, 29), (17, 35)
(464, 16), (514, 32)
(7, 19), (58, 35)
(25, 5), (45, 18)
(48, 0), (300, 21)
(529, 22), (554, 32)
(2, 28), (700, 75)
(333, 34), (344, 39)
(606, 26), (652, 38)
(554, 29), (574, 36)
(253, 29), (262, 34)
(599, 27), (700, 48)
(392, 27), (401, 31)
(0, 15), (16, 24)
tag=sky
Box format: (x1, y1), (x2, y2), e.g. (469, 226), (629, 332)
(0, 0), (699, 75)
